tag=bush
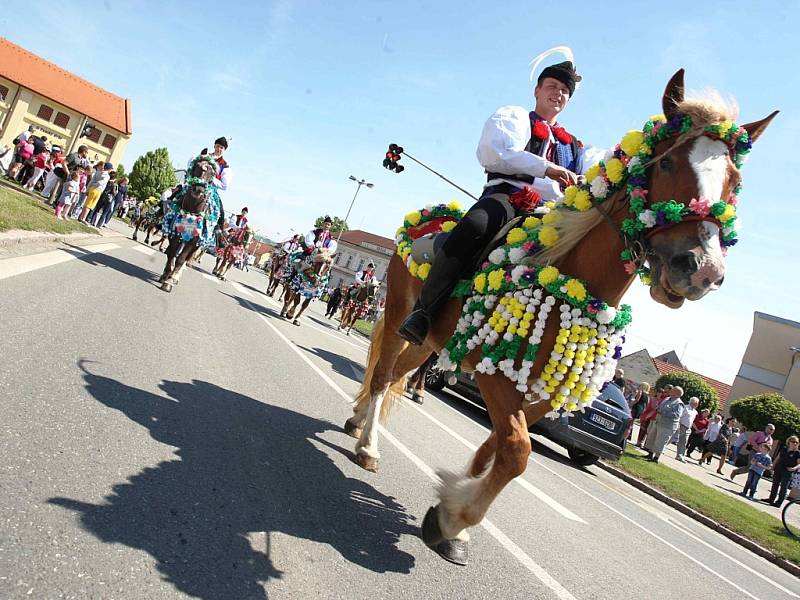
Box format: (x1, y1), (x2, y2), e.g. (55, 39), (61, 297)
(654, 373), (719, 414)
(728, 393), (800, 442)
(129, 148), (177, 201)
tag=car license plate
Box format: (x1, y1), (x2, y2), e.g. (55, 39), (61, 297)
(589, 413), (616, 431)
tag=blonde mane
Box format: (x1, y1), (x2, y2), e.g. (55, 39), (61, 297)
(527, 89), (738, 266)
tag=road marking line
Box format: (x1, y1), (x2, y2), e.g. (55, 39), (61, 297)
(230, 281), (253, 297)
(400, 398), (585, 523)
(0, 243), (119, 280)
(431, 392), (788, 598)
(202, 274), (221, 283)
(131, 245), (156, 256)
(251, 307), (576, 599)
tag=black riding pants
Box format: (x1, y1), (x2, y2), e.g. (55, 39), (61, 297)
(438, 187), (518, 277)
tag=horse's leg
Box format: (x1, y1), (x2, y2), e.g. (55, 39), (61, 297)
(160, 237), (181, 291)
(352, 333), (435, 472)
(132, 219), (140, 240)
(422, 375), (530, 565)
(280, 291), (294, 317)
(292, 298), (312, 325)
(172, 240), (199, 284)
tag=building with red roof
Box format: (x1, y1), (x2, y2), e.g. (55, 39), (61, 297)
(0, 37), (132, 165)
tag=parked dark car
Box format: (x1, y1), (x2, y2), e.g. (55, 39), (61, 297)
(425, 366), (631, 467)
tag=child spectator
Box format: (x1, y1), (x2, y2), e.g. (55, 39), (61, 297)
(742, 442), (773, 500)
(78, 162), (111, 223)
(55, 171), (81, 219)
(24, 145), (50, 190)
(71, 166), (90, 218)
(8, 137), (34, 180)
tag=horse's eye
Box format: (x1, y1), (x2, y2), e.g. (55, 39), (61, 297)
(659, 157), (673, 171)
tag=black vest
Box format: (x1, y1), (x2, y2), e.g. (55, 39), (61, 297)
(486, 112), (580, 184)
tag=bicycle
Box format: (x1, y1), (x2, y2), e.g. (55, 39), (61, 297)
(782, 498), (799, 538)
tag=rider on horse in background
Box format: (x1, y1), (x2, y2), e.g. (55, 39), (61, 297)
(303, 215), (339, 256)
(354, 262), (377, 285)
(398, 59), (606, 345)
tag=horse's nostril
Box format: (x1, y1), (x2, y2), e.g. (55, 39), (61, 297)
(715, 276), (725, 288)
(670, 252), (697, 273)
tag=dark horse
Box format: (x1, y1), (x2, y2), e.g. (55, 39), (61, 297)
(338, 281), (380, 335)
(159, 158), (220, 293)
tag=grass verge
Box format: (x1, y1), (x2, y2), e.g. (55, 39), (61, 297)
(0, 181), (94, 234)
(614, 445), (800, 565)
(353, 319), (374, 337)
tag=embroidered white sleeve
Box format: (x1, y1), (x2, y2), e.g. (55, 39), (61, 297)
(212, 166), (231, 190)
(476, 106), (549, 179)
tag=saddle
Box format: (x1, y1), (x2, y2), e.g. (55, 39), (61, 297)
(410, 193), (524, 274)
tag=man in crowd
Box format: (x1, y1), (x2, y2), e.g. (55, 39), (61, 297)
(676, 396), (700, 462)
(325, 283), (344, 318)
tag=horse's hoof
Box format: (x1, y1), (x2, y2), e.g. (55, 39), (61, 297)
(161, 282), (173, 293)
(355, 453), (379, 473)
(421, 505), (468, 566)
(411, 393), (424, 405)
(293, 319), (300, 326)
(346, 330), (351, 336)
(343, 420), (363, 439)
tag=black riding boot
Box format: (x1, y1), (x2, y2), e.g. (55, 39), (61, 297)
(397, 253), (468, 345)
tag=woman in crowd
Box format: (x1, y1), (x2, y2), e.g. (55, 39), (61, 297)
(685, 408), (710, 457)
(644, 387), (685, 463)
(766, 435), (800, 507)
(698, 416), (736, 474)
(627, 382), (650, 441)
(636, 384), (670, 448)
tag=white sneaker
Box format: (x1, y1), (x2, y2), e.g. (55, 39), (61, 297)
(676, 456), (685, 462)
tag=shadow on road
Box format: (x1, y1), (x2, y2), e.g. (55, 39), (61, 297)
(63, 242), (161, 284)
(296, 345), (364, 383)
(49, 361), (416, 599)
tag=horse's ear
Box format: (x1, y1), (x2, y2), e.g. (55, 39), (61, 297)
(662, 69), (685, 119)
(741, 110), (779, 145)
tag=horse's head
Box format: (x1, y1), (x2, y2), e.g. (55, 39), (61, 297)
(638, 70), (777, 308)
(365, 281), (380, 300)
(181, 156), (217, 215)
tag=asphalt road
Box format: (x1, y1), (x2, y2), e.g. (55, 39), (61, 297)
(1, 226), (798, 600)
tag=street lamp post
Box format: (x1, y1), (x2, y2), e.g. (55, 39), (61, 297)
(336, 175), (374, 245)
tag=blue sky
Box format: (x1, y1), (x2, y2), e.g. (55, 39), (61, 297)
(3, 1), (797, 384)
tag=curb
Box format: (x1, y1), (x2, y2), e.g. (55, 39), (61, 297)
(0, 229), (103, 248)
(595, 459), (800, 577)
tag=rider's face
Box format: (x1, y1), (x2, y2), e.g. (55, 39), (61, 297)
(534, 77), (570, 116)
(213, 144), (224, 155)
(323, 222), (332, 231)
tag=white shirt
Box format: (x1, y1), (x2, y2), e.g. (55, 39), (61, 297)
(304, 229), (337, 255)
(679, 405), (698, 428)
(476, 105), (605, 202)
(704, 421), (722, 442)
(355, 269), (376, 284)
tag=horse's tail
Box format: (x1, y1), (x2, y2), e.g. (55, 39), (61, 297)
(352, 315), (407, 423)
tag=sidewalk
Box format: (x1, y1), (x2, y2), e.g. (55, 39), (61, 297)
(624, 423), (790, 521)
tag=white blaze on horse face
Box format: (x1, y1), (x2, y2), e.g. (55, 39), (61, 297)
(689, 137), (729, 202)
(691, 221), (725, 290)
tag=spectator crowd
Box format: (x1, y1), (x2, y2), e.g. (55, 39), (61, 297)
(1, 125), (132, 228)
(622, 372), (800, 508)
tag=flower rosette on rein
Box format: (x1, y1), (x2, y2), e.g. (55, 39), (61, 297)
(563, 114), (750, 283)
(395, 201), (466, 280)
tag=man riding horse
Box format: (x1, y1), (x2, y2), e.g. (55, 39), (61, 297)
(266, 234), (302, 297)
(338, 262), (379, 334)
(158, 137), (231, 292)
(398, 56), (605, 345)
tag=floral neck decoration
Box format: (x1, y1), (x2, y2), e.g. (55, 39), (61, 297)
(395, 201), (466, 280)
(184, 155), (218, 188)
(561, 113), (751, 283)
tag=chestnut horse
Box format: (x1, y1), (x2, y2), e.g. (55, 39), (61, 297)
(266, 251), (288, 297)
(338, 282), (380, 335)
(212, 226), (253, 281)
(343, 70), (776, 565)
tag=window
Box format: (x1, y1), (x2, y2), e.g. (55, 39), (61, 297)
(0, 84), (9, 102)
(335, 254), (341, 265)
(37, 104), (54, 121)
(86, 127), (101, 143)
(101, 133), (117, 149)
(344, 255), (352, 269)
(53, 112), (70, 129)
(356, 258), (365, 271)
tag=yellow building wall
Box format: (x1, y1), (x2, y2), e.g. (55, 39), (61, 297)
(0, 76), (131, 167)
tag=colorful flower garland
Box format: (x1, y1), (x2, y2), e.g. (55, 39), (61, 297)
(395, 201), (466, 280)
(561, 113), (751, 282)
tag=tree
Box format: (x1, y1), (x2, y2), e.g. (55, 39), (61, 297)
(115, 163), (127, 181)
(729, 393), (800, 442)
(314, 215), (348, 234)
(654, 373), (719, 415)
(128, 148), (177, 201)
